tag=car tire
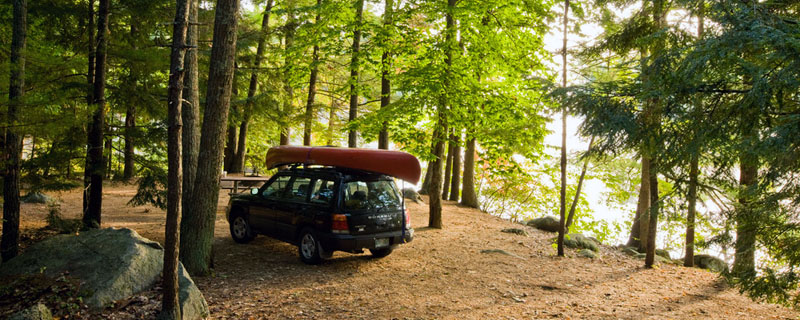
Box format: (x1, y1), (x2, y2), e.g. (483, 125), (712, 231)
(370, 247), (393, 258)
(229, 211), (255, 244)
(298, 228), (324, 264)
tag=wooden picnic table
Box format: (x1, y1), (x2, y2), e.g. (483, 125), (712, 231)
(220, 176), (271, 193)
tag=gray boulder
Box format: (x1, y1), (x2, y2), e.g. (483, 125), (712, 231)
(526, 216), (560, 233)
(402, 188), (423, 203)
(634, 253), (672, 264)
(619, 246), (639, 256)
(0, 228), (208, 319)
(9, 304), (52, 320)
(21, 192), (53, 204)
(693, 254), (728, 273)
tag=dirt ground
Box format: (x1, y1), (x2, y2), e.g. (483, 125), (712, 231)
(8, 182), (800, 319)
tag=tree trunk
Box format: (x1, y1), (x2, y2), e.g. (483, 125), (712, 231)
(161, 0), (190, 316)
(448, 132), (461, 201)
(557, 0), (570, 257)
(565, 136), (594, 233)
(644, 160), (659, 268)
(378, 0), (394, 150)
(182, 0), (201, 222)
(1, 0), (26, 262)
(460, 137), (478, 208)
(123, 104), (135, 180)
(280, 3), (296, 146)
(327, 92), (336, 145)
(83, 0), (95, 214)
(733, 154), (757, 275)
(684, 7), (703, 268)
(236, 0), (273, 168)
(442, 135), (454, 200)
(303, 0), (320, 147)
(628, 157), (651, 250)
(429, 0), (456, 229)
(83, 0), (109, 229)
(180, 0), (239, 276)
(347, 0), (364, 148)
(684, 154), (699, 267)
(224, 120), (237, 171)
(428, 126), (445, 229)
(418, 162), (433, 195)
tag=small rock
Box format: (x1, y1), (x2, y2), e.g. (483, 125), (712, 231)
(501, 228), (528, 236)
(480, 249), (524, 259)
(553, 234), (599, 252)
(9, 303), (52, 320)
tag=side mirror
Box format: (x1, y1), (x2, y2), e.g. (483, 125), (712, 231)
(250, 188), (259, 195)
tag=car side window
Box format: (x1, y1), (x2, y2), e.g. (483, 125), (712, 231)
(262, 176), (291, 199)
(288, 177), (312, 202)
(309, 179), (335, 205)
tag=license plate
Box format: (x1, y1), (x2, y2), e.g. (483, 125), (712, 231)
(375, 238), (389, 248)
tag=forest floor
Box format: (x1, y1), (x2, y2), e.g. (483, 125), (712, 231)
(7, 181), (800, 319)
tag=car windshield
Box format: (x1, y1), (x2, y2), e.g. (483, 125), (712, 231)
(342, 179), (401, 212)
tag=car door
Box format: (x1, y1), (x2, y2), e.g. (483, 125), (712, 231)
(273, 176), (312, 241)
(250, 175), (291, 235)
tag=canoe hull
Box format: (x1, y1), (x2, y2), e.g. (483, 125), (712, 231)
(265, 146), (422, 184)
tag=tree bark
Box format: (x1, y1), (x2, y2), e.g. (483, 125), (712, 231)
(180, 0), (239, 276)
(83, 0), (110, 229)
(1, 0), (26, 262)
(429, 0), (456, 229)
(428, 126), (445, 229)
(123, 105), (135, 180)
(236, 0), (273, 168)
(182, 0), (201, 222)
(684, 7), (703, 268)
(83, 0), (95, 214)
(280, 3), (297, 146)
(557, 0), (570, 257)
(628, 157), (651, 251)
(565, 136), (594, 233)
(684, 154), (699, 267)
(224, 119), (237, 171)
(460, 137), (479, 208)
(733, 153), (758, 275)
(378, 0), (394, 150)
(303, 0), (320, 146)
(161, 0), (190, 316)
(418, 162), (433, 195)
(347, 0), (364, 148)
(644, 160), (659, 268)
(442, 135), (454, 199)
(327, 92), (336, 145)
(448, 132), (461, 201)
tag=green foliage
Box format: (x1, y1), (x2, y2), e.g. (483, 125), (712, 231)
(127, 167), (167, 210)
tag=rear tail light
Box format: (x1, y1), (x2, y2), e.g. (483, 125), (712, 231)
(332, 214), (349, 234)
(404, 207), (411, 228)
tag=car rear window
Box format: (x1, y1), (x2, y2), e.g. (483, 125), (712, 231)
(342, 179), (401, 211)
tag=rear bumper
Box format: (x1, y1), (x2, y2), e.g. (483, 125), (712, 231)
(319, 228), (414, 253)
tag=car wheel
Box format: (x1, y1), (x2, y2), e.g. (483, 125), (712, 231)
(298, 228), (324, 264)
(229, 211), (255, 244)
(370, 247), (393, 258)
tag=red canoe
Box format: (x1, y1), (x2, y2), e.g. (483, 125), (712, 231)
(265, 146), (422, 184)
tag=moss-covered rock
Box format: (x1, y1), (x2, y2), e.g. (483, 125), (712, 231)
(553, 233), (599, 252)
(578, 249), (597, 259)
(656, 249), (672, 260)
(526, 216), (560, 233)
